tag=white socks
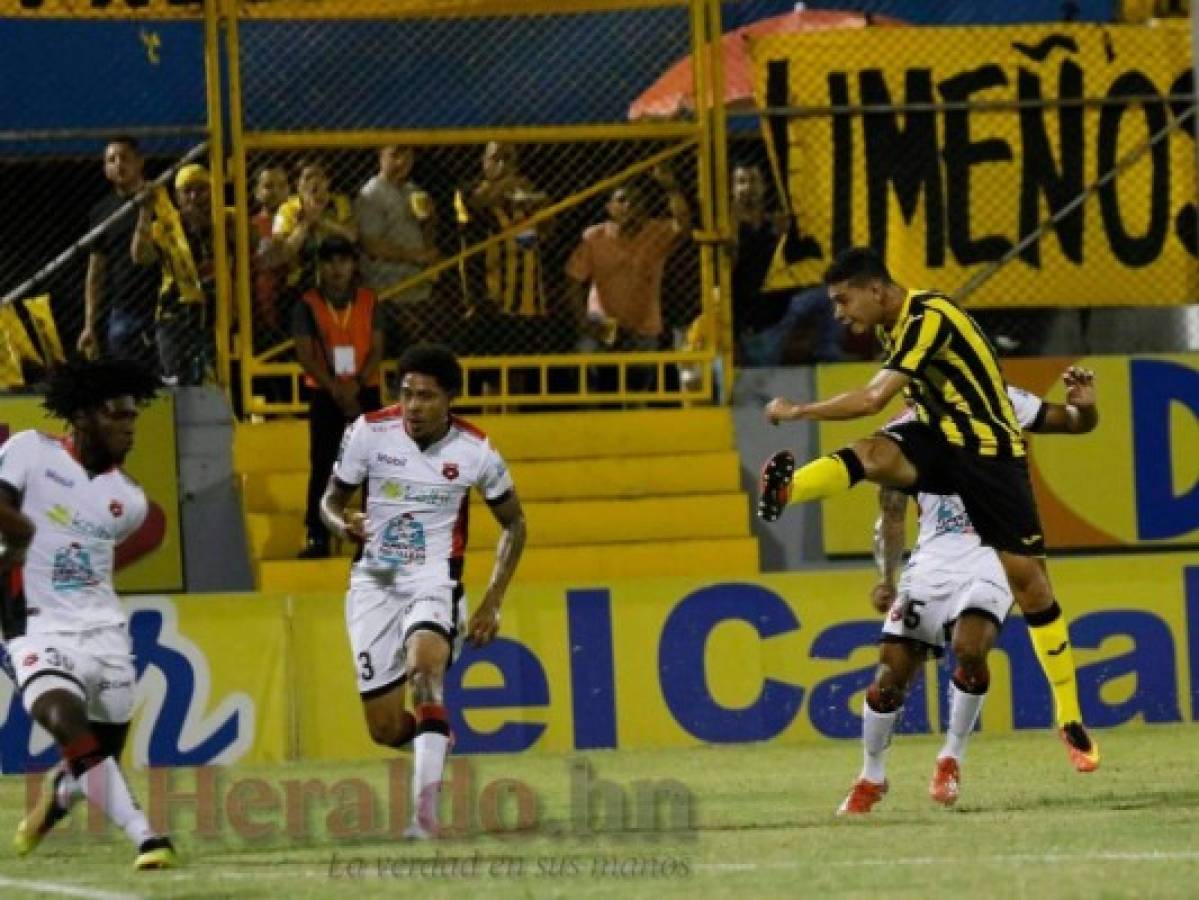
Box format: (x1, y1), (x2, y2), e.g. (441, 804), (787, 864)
(860, 702), (899, 783)
(76, 757), (154, 846)
(412, 732), (450, 829)
(941, 681), (987, 762)
(54, 769), (83, 811)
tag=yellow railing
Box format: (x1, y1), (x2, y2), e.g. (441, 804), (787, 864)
(219, 0), (733, 416)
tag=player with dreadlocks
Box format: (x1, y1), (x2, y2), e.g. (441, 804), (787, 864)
(3, 357), (177, 869)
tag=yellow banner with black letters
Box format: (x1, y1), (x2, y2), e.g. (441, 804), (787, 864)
(752, 22), (1197, 306)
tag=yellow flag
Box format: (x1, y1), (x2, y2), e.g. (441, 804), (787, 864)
(22, 294), (65, 366)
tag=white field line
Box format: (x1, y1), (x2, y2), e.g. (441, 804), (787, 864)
(699, 850), (1199, 872)
(0, 875), (141, 900)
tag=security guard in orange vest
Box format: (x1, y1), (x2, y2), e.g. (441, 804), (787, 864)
(292, 235), (384, 558)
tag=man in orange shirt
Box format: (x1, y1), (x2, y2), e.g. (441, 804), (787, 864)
(566, 167), (690, 390)
(292, 236), (384, 558)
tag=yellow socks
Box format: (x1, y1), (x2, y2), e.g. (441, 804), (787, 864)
(789, 449), (864, 505)
(1026, 600), (1083, 726)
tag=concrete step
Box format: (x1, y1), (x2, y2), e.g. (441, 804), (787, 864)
(257, 536), (762, 592)
(234, 408), (734, 473)
(247, 492), (751, 560)
(242, 450), (742, 513)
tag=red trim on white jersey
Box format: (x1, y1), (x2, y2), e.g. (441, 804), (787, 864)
(451, 415), (487, 440)
(365, 404), (404, 424)
(450, 495), (469, 560)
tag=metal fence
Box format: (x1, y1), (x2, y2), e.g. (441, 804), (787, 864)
(0, 2), (223, 389)
(724, 9), (1199, 363)
(228, 0), (731, 414)
(2, 1), (1198, 409)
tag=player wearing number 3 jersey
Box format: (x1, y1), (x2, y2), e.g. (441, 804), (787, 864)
(321, 344), (526, 839)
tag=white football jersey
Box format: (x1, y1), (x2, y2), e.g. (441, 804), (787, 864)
(0, 430), (147, 636)
(333, 407), (514, 587)
(905, 385), (1044, 572)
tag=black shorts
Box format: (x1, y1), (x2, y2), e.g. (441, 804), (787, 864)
(881, 420), (1045, 556)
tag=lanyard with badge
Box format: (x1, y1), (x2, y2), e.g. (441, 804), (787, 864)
(326, 300), (357, 377)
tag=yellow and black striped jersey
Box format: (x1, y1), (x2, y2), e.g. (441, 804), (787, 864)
(457, 190), (545, 318)
(484, 206), (543, 317)
(880, 289), (1024, 458)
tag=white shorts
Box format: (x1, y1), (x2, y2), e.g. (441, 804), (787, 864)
(5, 625), (136, 723)
(345, 577), (466, 697)
(882, 554), (1013, 654)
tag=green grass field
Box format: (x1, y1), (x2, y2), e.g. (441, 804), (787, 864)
(2, 725), (1198, 899)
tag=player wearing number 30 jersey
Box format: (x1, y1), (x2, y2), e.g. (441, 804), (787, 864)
(1, 357), (175, 870)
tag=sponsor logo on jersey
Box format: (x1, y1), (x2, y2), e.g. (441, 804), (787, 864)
(442, 462), (460, 481)
(51, 542), (99, 592)
(45, 503), (116, 541)
(377, 513), (427, 567)
(44, 469), (75, 488)
(376, 452), (408, 467)
(933, 498), (974, 536)
(380, 481), (455, 506)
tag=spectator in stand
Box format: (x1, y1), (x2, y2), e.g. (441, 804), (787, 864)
(730, 163), (793, 365)
(566, 166), (690, 389)
(273, 159), (358, 301)
(460, 142), (555, 356)
(743, 284), (857, 366)
(292, 236), (384, 559)
(79, 137), (161, 368)
(355, 145), (440, 351)
(131, 163), (233, 386)
(249, 164), (291, 344)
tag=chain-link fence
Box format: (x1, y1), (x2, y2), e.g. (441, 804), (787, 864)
(230, 0), (728, 414)
(7, 2), (1195, 406)
(0, 4), (217, 389)
(718, 4), (1199, 363)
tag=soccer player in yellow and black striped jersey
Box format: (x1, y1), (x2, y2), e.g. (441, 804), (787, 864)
(758, 246), (1100, 775)
(879, 290), (1024, 457)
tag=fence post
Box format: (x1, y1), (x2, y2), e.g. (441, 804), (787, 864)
(223, 0), (257, 417)
(204, 0), (232, 396)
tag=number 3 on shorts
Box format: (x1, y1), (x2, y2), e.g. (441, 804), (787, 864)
(357, 652), (374, 682)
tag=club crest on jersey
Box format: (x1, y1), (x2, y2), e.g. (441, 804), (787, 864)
(109, 500), (124, 518)
(22, 653), (37, 667)
(442, 462), (460, 481)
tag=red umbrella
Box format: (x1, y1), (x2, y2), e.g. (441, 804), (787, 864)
(628, 8), (905, 120)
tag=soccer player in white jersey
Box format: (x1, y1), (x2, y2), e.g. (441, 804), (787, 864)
(320, 344), (526, 839)
(2, 357), (176, 868)
(838, 367), (1098, 815)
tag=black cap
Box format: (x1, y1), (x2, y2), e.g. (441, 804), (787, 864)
(317, 235), (357, 260)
